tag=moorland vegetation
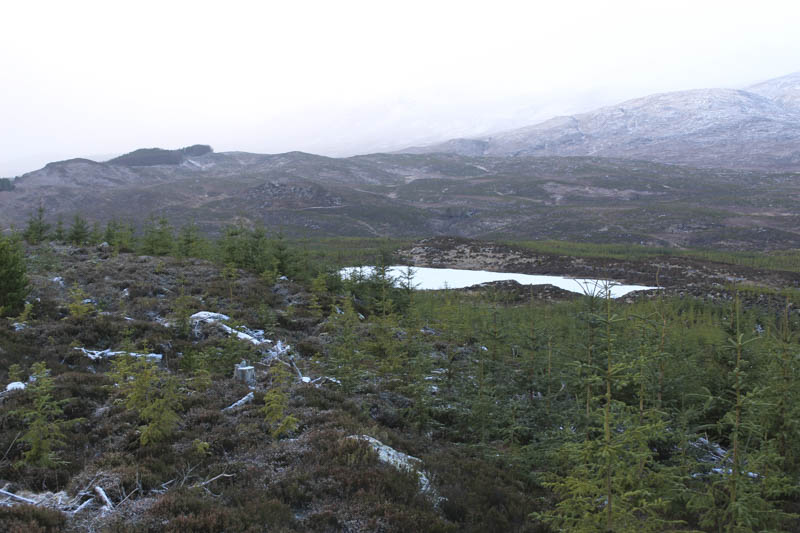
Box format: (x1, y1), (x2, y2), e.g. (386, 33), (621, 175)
(0, 212), (799, 531)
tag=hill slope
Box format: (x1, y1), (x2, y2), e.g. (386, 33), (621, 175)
(404, 72), (800, 171)
(3, 147), (800, 251)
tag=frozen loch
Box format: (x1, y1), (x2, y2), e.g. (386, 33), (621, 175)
(340, 266), (656, 298)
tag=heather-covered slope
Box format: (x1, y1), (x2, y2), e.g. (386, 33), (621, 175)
(3, 149), (800, 250)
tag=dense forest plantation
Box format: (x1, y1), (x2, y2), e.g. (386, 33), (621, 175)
(1, 210), (800, 532)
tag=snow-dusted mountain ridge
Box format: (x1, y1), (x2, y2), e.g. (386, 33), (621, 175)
(747, 71), (800, 109)
(403, 72), (800, 170)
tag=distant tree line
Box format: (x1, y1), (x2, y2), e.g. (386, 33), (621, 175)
(18, 207), (322, 282)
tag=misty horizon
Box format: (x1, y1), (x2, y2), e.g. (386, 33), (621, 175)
(3, 68), (799, 178)
(3, 1), (800, 177)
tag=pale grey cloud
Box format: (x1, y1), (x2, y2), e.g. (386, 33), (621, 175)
(1, 0), (799, 175)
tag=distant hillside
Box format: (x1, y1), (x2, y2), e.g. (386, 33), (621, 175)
(2, 146), (800, 251)
(747, 71), (800, 109)
(108, 144), (213, 166)
(403, 72), (800, 171)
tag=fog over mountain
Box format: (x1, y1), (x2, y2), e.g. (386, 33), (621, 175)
(3, 1), (800, 177)
(403, 72), (800, 170)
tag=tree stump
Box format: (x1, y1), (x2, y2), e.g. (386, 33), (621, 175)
(234, 360), (255, 386)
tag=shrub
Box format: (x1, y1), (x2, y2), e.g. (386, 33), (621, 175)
(0, 505), (67, 533)
(261, 364), (299, 438)
(66, 284), (93, 319)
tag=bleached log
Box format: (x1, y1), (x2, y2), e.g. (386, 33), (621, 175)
(289, 357), (304, 379)
(94, 486), (114, 510)
(311, 376), (342, 386)
(198, 472), (235, 487)
(222, 392), (254, 411)
(0, 489), (35, 504)
(71, 497), (94, 514)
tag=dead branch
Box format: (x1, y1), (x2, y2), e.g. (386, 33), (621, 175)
(71, 497), (94, 515)
(198, 472), (235, 487)
(0, 488), (35, 505)
(94, 486), (114, 510)
(0, 432), (21, 464)
(222, 392), (254, 411)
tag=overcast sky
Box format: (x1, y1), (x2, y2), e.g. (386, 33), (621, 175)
(2, 0), (799, 176)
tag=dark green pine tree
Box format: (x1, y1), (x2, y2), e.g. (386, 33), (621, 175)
(23, 205), (51, 244)
(175, 221), (202, 260)
(12, 362), (83, 467)
(66, 213), (90, 245)
(53, 215), (65, 242)
(689, 295), (798, 532)
(272, 232), (294, 277)
(140, 216), (174, 256)
(0, 234), (29, 316)
(88, 221), (103, 245)
(537, 290), (684, 532)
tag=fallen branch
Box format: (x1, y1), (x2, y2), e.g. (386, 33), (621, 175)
(198, 472), (235, 487)
(149, 478), (176, 495)
(0, 488), (35, 505)
(289, 356), (304, 380)
(222, 392), (254, 411)
(311, 376), (342, 387)
(94, 486), (114, 510)
(1, 431), (21, 463)
(71, 497), (94, 515)
(117, 487), (138, 506)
